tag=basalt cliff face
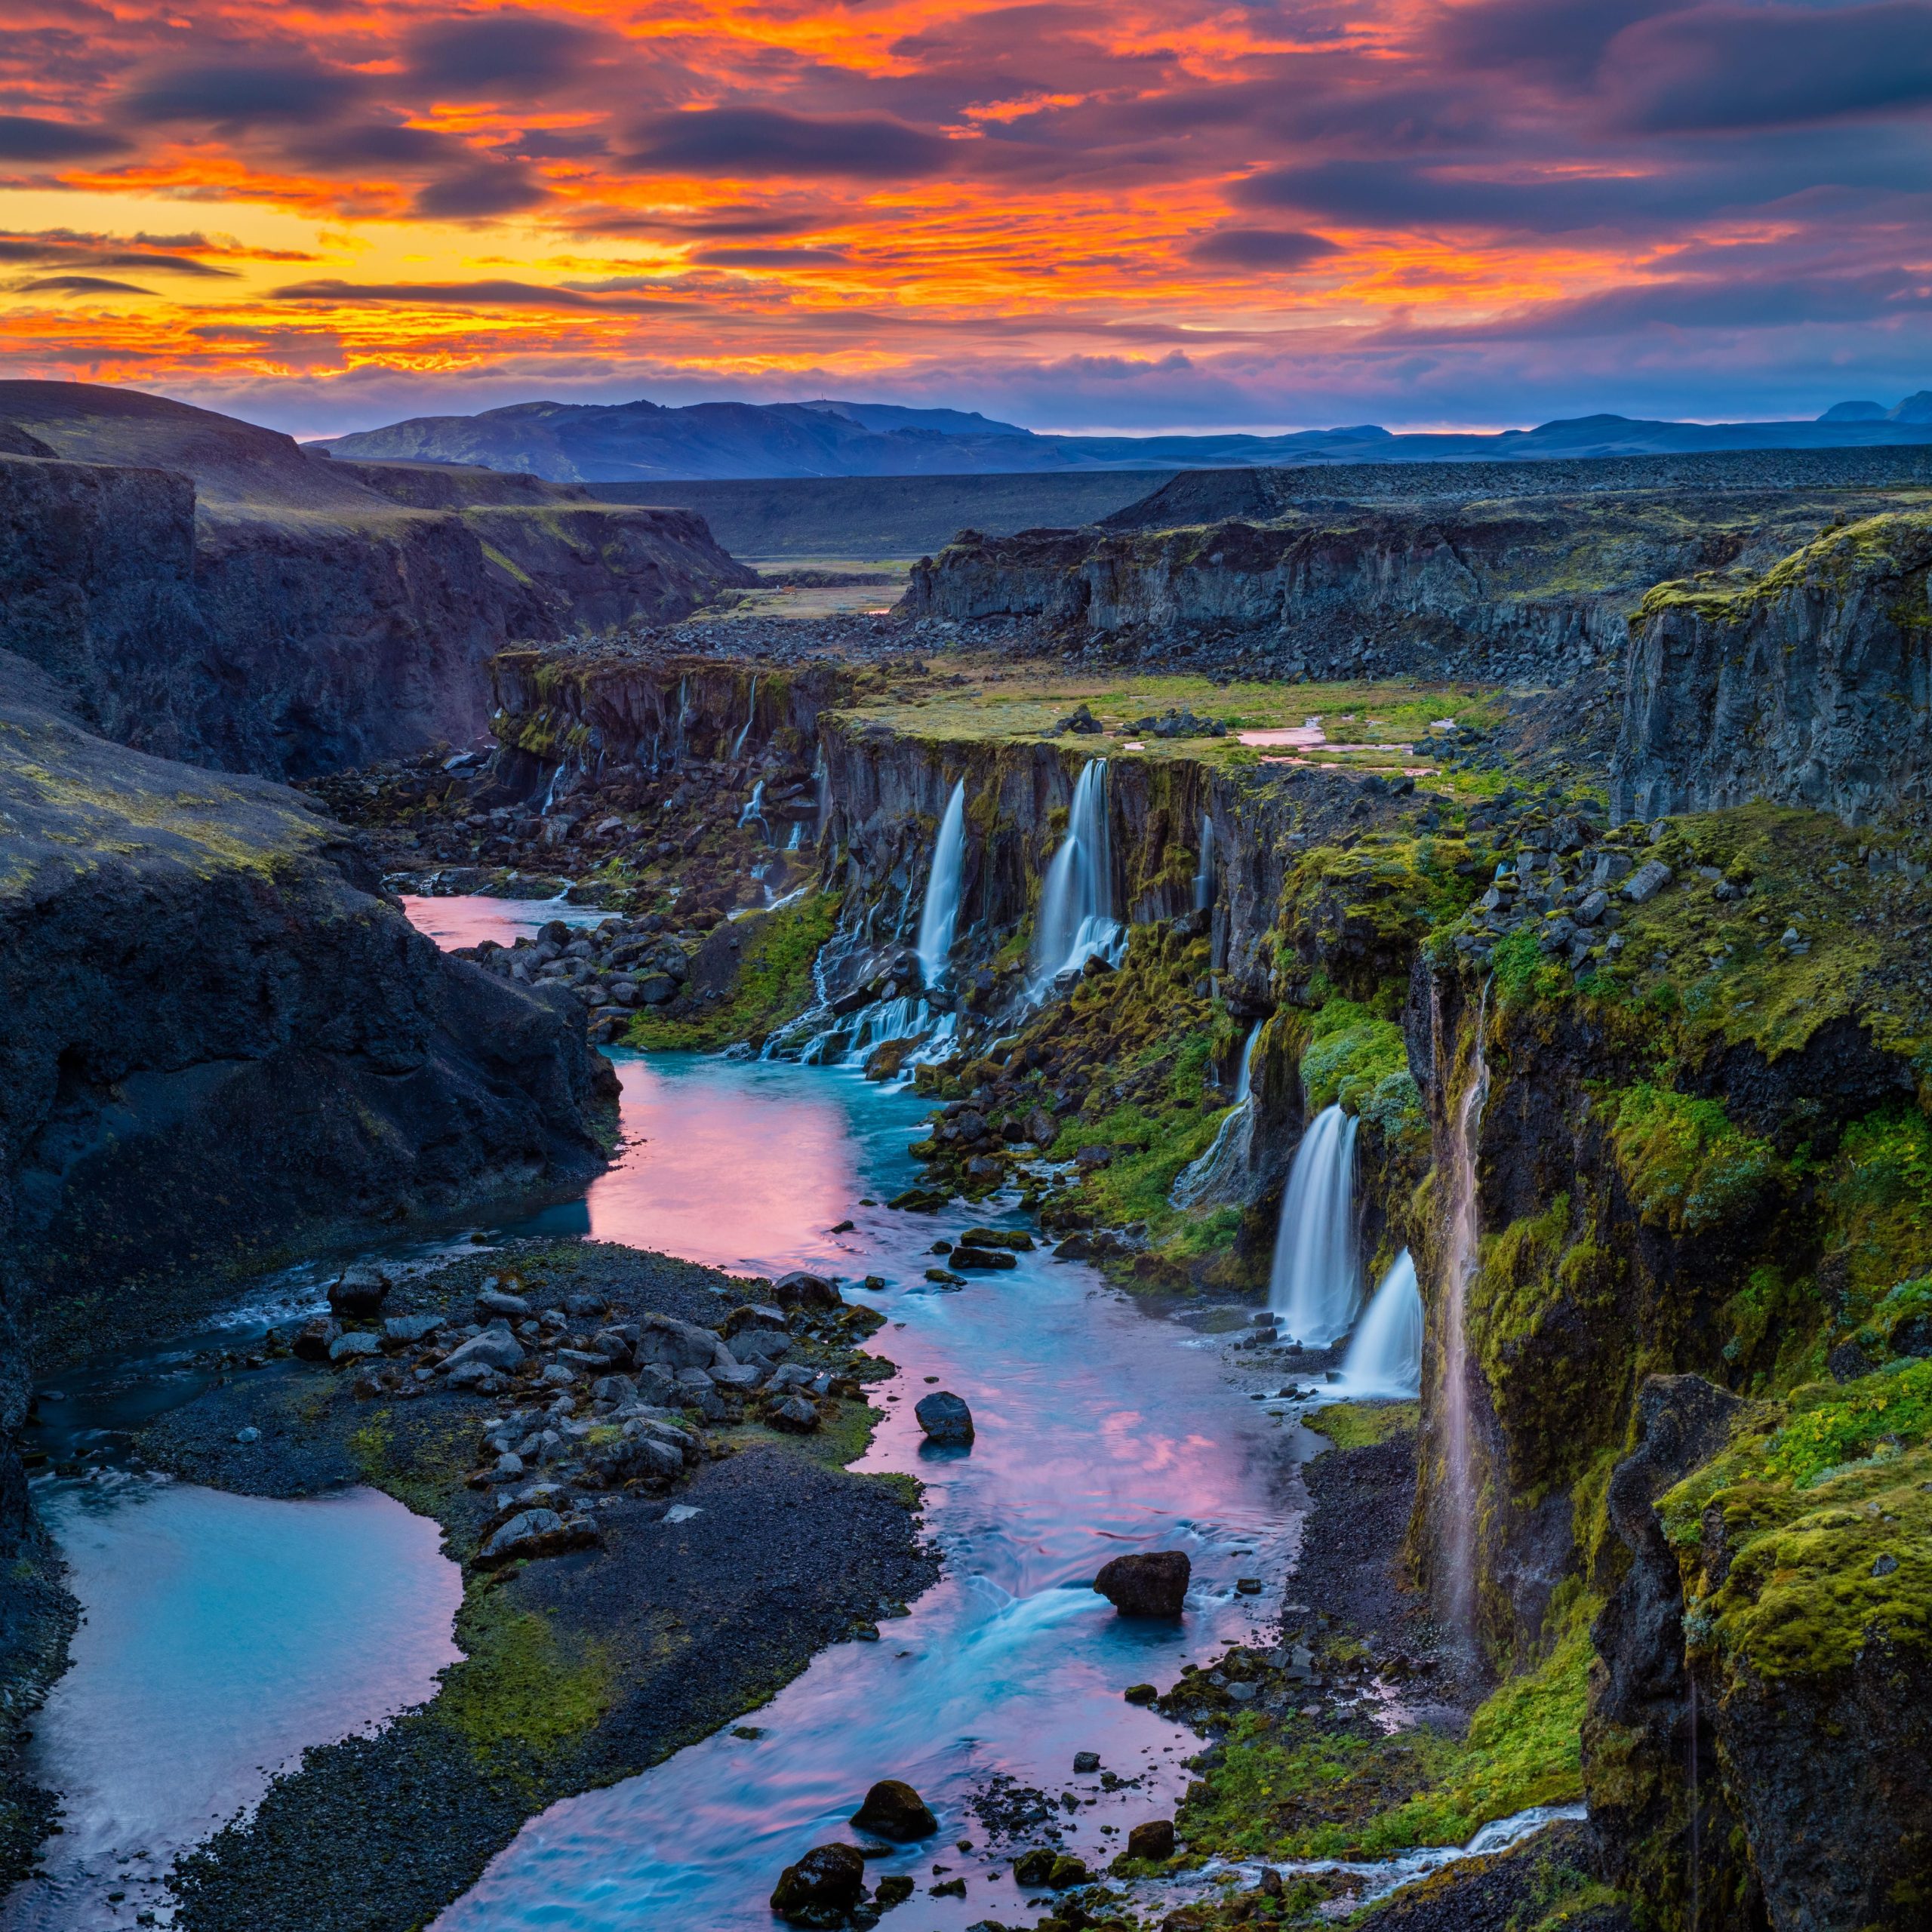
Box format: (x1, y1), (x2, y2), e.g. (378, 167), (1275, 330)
(1613, 512), (1932, 827)
(0, 653), (614, 1545)
(0, 384), (752, 780)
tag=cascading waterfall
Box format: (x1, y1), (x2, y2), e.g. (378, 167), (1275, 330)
(785, 822), (804, 852)
(1193, 812), (1216, 910)
(1267, 1103), (1361, 1345)
(672, 675), (690, 767)
(737, 779), (768, 834)
(1031, 759), (1121, 989)
(1340, 1251), (1423, 1398)
(914, 780), (967, 984)
(1437, 980), (1491, 1655)
(1170, 1022), (1260, 1208)
(730, 675), (759, 759)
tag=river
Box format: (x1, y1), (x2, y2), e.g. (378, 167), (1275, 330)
(9, 896), (1309, 1932)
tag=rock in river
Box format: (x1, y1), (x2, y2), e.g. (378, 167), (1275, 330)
(1094, 1550), (1190, 1617)
(914, 1392), (974, 1444)
(1125, 1819), (1176, 1861)
(851, 1777), (938, 1841)
(770, 1842), (865, 1924)
(771, 1269), (842, 1310)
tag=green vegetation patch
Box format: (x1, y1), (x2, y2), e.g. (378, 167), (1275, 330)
(628, 890), (838, 1051)
(1311, 1401), (1419, 1451)
(1300, 1000), (1409, 1116)
(1606, 1083), (1781, 1235)
(433, 1583), (617, 1762)
(1662, 1370), (1932, 1682)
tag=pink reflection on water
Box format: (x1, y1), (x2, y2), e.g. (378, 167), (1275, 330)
(400, 895), (608, 951)
(583, 1056), (866, 1277)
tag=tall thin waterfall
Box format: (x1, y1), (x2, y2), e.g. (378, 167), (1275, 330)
(737, 779), (767, 833)
(1340, 1251), (1423, 1397)
(1032, 759), (1120, 986)
(1267, 1103), (1361, 1344)
(915, 780), (967, 983)
(730, 675), (759, 758)
(1193, 814), (1216, 910)
(1438, 981), (1491, 1653)
(1171, 1022), (1260, 1208)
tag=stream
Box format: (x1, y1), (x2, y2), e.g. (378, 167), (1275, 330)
(7, 894), (1519, 1930)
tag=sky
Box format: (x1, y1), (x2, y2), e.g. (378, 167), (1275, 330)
(0, 0), (1929, 437)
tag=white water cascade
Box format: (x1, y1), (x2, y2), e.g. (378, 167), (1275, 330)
(1438, 982), (1491, 1654)
(737, 779), (768, 835)
(1031, 759), (1121, 989)
(915, 780), (968, 984)
(1193, 813), (1216, 910)
(730, 675), (759, 758)
(1170, 1022), (1261, 1209)
(1340, 1251), (1423, 1398)
(1267, 1103), (1361, 1345)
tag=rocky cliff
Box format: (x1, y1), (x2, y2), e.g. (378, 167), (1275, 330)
(1612, 512), (1932, 827)
(0, 651), (615, 1546)
(901, 472), (1932, 687)
(0, 384), (752, 779)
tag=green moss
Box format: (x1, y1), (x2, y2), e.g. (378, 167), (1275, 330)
(1823, 1109), (1932, 1313)
(1312, 1401), (1419, 1450)
(433, 1584), (615, 1761)
(1299, 1001), (1408, 1115)
(1762, 1357), (1932, 1486)
(1607, 1084), (1781, 1235)
(629, 891), (838, 1051)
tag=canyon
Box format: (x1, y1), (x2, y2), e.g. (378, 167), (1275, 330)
(1, 404), (1928, 1932)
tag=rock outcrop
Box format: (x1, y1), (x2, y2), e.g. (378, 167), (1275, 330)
(0, 383), (753, 778)
(1612, 512), (1932, 826)
(0, 652), (614, 1544)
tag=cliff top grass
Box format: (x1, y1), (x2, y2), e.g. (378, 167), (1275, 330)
(829, 661), (1510, 783)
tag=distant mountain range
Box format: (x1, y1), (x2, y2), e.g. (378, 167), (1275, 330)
(311, 391), (1932, 482)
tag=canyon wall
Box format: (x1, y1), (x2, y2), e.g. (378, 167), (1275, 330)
(0, 654), (615, 1546)
(0, 385), (753, 780)
(1612, 512), (1932, 827)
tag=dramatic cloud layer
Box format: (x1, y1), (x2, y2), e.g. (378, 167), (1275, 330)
(0, 0), (1927, 432)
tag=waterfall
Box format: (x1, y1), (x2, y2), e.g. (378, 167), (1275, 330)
(1340, 1251), (1423, 1398)
(737, 779), (767, 833)
(1438, 980), (1491, 1655)
(786, 821), (804, 852)
(1267, 1103), (1361, 1345)
(672, 675), (690, 766)
(1194, 813), (1216, 910)
(730, 675), (758, 759)
(540, 765), (564, 814)
(1031, 759), (1121, 988)
(915, 781), (968, 984)
(1170, 1022), (1261, 1209)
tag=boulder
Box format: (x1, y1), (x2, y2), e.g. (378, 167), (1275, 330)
(291, 1315), (341, 1361)
(328, 1330), (382, 1364)
(633, 1314), (733, 1371)
(476, 1287), (532, 1319)
(948, 1244), (1017, 1271)
(1013, 1847), (1058, 1887)
(588, 1435), (682, 1484)
(328, 1268), (391, 1318)
(1094, 1550), (1190, 1617)
(476, 1508), (601, 1566)
(850, 1778), (938, 1841)
(441, 1327), (526, 1374)
(768, 1395), (820, 1432)
(914, 1392), (974, 1444)
(724, 1303), (791, 1337)
(769, 1843), (865, 1925)
(382, 1312), (443, 1350)
(1125, 1819), (1175, 1862)
(771, 1270), (841, 1310)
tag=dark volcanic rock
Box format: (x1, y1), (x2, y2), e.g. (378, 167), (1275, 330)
(0, 661), (611, 1545)
(1093, 1550), (1190, 1617)
(913, 1392), (974, 1444)
(1124, 1818), (1175, 1862)
(851, 1778), (938, 1841)
(770, 1842), (866, 1924)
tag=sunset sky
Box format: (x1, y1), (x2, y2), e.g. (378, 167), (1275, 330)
(1, 0), (1928, 435)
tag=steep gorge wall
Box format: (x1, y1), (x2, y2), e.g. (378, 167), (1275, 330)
(1613, 512), (1932, 827)
(0, 656), (614, 1545)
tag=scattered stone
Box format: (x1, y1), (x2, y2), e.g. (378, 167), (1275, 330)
(949, 1245), (1017, 1271)
(234, 1426), (260, 1444)
(328, 1269), (392, 1318)
(1622, 859), (1673, 904)
(475, 1287), (532, 1319)
(1013, 1847), (1057, 1887)
(1072, 1751), (1100, 1774)
(851, 1780), (939, 1841)
(1123, 1683), (1157, 1705)
(769, 1395), (821, 1432)
(476, 1508), (601, 1567)
(772, 1269), (842, 1309)
(874, 1873), (914, 1908)
(291, 1315), (341, 1362)
(914, 1391), (974, 1444)
(1094, 1550), (1191, 1617)
(441, 1327), (527, 1375)
(770, 1843), (866, 1924)
(328, 1331), (382, 1364)
(1045, 1854), (1091, 1889)
(383, 1312), (443, 1350)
